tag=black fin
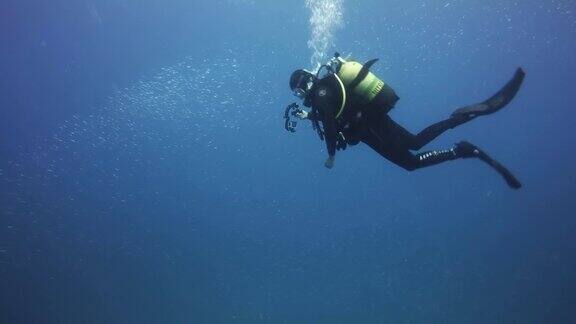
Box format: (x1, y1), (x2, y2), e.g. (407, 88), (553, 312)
(476, 151), (522, 189)
(452, 67), (526, 118)
(456, 141), (522, 189)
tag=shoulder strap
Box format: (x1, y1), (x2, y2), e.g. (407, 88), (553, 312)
(333, 74), (347, 119)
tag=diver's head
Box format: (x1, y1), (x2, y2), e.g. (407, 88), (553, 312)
(289, 69), (316, 100)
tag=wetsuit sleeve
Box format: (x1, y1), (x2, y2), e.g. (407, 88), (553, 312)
(313, 85), (339, 157)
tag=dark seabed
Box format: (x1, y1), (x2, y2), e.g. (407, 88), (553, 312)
(1, 0), (575, 323)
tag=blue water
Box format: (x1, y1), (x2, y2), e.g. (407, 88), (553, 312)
(1, 1), (575, 323)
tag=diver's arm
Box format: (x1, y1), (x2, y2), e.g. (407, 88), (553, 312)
(322, 112), (338, 158)
(313, 85), (339, 166)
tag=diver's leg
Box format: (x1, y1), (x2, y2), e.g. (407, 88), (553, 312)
(452, 68), (526, 118)
(362, 133), (522, 188)
(364, 110), (422, 150)
(369, 68), (525, 150)
(410, 114), (472, 150)
(361, 129), (458, 171)
(411, 67), (527, 149)
(365, 104), (473, 151)
(396, 67), (526, 150)
(414, 142), (521, 189)
(369, 113), (472, 151)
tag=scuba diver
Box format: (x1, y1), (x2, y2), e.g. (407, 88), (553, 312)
(285, 53), (525, 189)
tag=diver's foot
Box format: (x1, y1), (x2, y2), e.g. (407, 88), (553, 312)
(454, 141), (482, 158)
(451, 67), (526, 118)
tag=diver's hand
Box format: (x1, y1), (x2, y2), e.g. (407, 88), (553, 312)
(324, 156), (335, 169)
(294, 110), (309, 120)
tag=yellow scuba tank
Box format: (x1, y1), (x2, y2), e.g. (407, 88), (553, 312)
(336, 59), (385, 103)
(321, 54), (393, 119)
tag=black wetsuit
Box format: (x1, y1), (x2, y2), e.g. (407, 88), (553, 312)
(307, 74), (472, 171)
(298, 66), (525, 188)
